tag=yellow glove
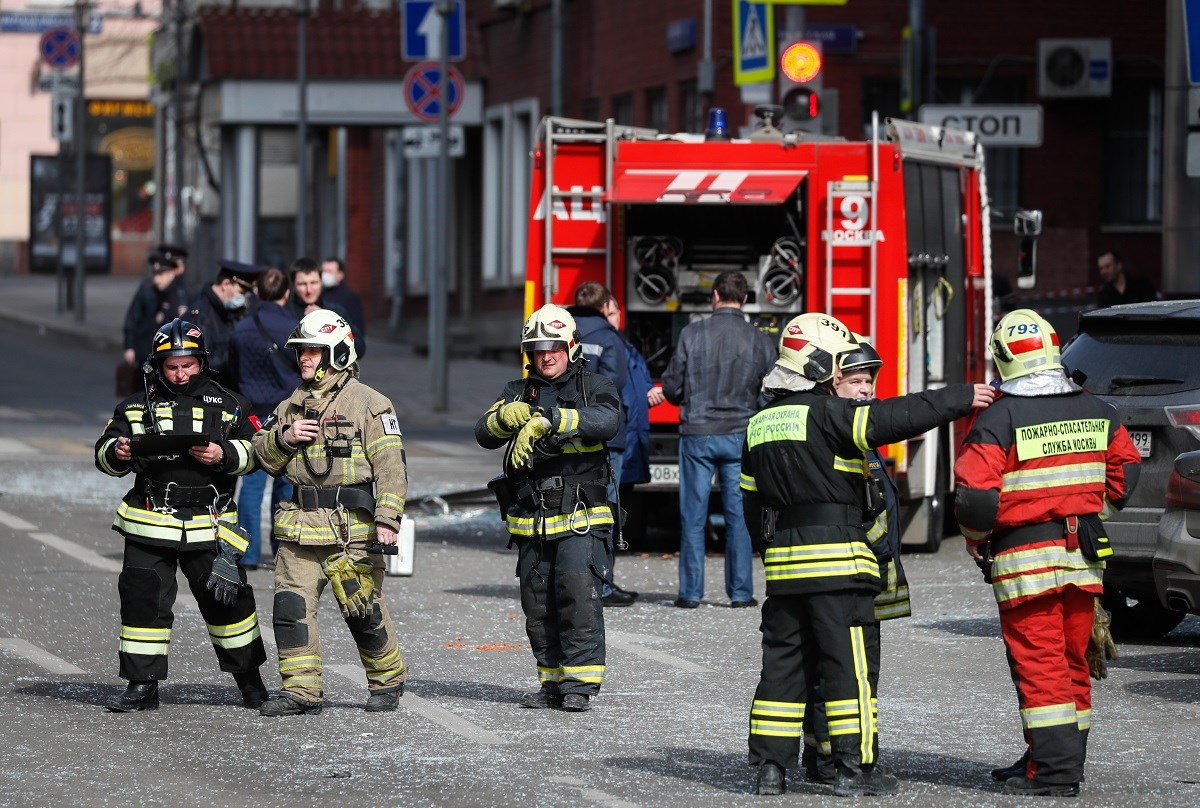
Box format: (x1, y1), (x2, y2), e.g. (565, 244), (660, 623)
(1086, 598), (1118, 680)
(321, 551), (375, 619)
(511, 415), (552, 468)
(498, 401), (534, 430)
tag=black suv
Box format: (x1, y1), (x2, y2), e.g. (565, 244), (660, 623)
(1059, 301), (1200, 638)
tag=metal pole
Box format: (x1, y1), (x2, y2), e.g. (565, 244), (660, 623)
(296, 0), (309, 260)
(431, 0), (452, 411)
(551, 0), (563, 116)
(73, 0), (87, 321)
(173, 0), (185, 245)
(909, 0), (926, 113)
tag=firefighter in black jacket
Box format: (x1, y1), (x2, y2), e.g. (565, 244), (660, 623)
(95, 319), (268, 712)
(741, 313), (994, 797)
(476, 304), (620, 713)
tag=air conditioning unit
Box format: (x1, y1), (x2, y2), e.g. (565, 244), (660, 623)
(1037, 38), (1112, 98)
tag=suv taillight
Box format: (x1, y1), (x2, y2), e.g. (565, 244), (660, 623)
(1165, 468), (1200, 509)
(1166, 404), (1200, 440)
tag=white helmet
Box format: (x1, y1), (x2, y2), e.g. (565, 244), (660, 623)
(777, 312), (859, 383)
(521, 304), (582, 363)
(990, 308), (1061, 381)
(287, 309), (357, 376)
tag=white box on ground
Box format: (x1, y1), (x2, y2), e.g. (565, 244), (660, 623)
(385, 519), (415, 576)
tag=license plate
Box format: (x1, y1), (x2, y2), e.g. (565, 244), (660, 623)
(649, 463), (680, 484)
(1128, 429), (1152, 458)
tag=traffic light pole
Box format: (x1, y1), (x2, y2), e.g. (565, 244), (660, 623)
(430, 0), (452, 412)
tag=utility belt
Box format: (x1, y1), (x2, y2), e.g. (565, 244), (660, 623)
(143, 480), (223, 512)
(488, 472), (607, 517)
(990, 514), (1112, 561)
(776, 503), (863, 531)
(290, 482), (376, 516)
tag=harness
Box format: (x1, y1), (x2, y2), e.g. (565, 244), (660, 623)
(143, 480), (225, 513)
(290, 482), (376, 517)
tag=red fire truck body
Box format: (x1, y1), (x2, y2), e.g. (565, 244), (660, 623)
(525, 115), (993, 550)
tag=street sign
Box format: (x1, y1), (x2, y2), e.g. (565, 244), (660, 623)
(40, 27), (81, 70)
(1187, 0), (1200, 84)
(804, 23), (857, 55)
(918, 104), (1044, 147)
(402, 0), (465, 62)
(403, 62), (464, 123)
(402, 124), (464, 158)
(733, 0), (774, 85)
(51, 95), (73, 143)
(0, 11), (101, 35)
(38, 72), (81, 95)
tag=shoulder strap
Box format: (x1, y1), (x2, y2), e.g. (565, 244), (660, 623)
(253, 311), (300, 373)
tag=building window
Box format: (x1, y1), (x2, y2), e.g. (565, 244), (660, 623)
(645, 86), (667, 131)
(483, 98), (538, 287)
(612, 93), (633, 126)
(1102, 81), (1163, 226)
(679, 79), (700, 133)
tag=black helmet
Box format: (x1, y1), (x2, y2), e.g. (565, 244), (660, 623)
(150, 318), (208, 370)
(838, 333), (884, 382)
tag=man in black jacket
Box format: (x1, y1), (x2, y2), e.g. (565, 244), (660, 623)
(187, 260), (262, 390)
(122, 250), (189, 367)
(741, 312), (994, 797)
(476, 304), (620, 713)
(661, 271), (776, 609)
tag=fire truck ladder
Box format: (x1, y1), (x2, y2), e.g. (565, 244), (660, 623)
(824, 112), (882, 343)
(539, 117), (656, 302)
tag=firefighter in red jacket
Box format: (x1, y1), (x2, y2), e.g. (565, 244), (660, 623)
(954, 309), (1141, 797)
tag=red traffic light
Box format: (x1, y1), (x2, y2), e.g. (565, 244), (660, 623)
(782, 87), (820, 121)
(780, 41), (822, 84)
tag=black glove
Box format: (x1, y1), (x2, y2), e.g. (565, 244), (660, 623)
(205, 520), (249, 606)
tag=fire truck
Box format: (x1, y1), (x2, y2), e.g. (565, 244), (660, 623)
(524, 110), (997, 552)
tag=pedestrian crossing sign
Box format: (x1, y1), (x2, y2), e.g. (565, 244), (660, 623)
(734, 0), (775, 85)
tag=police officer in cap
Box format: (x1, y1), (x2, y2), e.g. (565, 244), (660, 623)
(189, 260), (262, 390)
(96, 318), (268, 712)
(122, 250), (189, 367)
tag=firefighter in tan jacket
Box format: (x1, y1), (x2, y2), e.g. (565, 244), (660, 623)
(252, 309), (408, 716)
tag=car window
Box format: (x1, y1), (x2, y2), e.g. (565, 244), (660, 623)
(1061, 332), (1200, 394)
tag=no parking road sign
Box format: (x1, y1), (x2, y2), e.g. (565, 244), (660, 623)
(404, 62), (464, 123)
(40, 26), (80, 69)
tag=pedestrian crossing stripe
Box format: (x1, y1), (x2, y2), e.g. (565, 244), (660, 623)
(733, 0), (775, 86)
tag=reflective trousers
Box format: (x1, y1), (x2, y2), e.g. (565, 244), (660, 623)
(803, 620), (882, 771)
(1001, 584), (1095, 784)
(515, 528), (609, 697)
(271, 542), (407, 705)
(117, 540), (266, 681)
(749, 591), (879, 773)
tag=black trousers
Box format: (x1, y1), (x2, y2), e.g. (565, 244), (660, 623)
(749, 591), (879, 772)
(514, 528), (609, 696)
(117, 540), (267, 681)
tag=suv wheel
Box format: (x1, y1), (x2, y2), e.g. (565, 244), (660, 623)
(1101, 593), (1187, 640)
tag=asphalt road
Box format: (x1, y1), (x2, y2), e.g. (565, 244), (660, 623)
(2, 322), (1200, 806)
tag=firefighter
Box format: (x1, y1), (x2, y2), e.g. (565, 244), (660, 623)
(252, 309), (408, 715)
(95, 319), (268, 712)
(476, 304), (620, 713)
(800, 335), (911, 785)
(741, 312), (994, 797)
(954, 309), (1141, 797)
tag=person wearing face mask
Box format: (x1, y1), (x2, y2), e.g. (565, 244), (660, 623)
(95, 319), (268, 713)
(187, 260), (262, 391)
(288, 258), (367, 359)
(320, 257), (367, 346)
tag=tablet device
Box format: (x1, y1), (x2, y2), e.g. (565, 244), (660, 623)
(129, 433), (209, 457)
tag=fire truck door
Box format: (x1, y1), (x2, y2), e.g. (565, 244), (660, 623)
(903, 162), (967, 389)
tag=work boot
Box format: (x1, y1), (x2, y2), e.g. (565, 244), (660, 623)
(364, 685), (403, 713)
(560, 694), (591, 712)
(259, 693), (323, 717)
(602, 590), (637, 607)
(233, 670), (269, 709)
(1003, 777), (1080, 797)
(106, 680), (159, 712)
(754, 762), (786, 796)
(833, 765), (900, 797)
(802, 747), (835, 785)
(991, 752), (1030, 782)
(519, 690), (561, 709)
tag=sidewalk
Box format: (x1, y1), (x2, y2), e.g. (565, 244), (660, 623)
(0, 273), (518, 498)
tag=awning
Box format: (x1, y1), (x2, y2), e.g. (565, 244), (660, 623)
(606, 169), (807, 204)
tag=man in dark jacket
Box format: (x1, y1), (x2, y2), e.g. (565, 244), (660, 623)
(321, 256), (368, 343)
(741, 312), (994, 797)
(229, 268), (302, 567)
(661, 271), (776, 609)
(188, 260), (261, 390)
(289, 257), (367, 358)
(568, 281), (633, 606)
(122, 250), (189, 366)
